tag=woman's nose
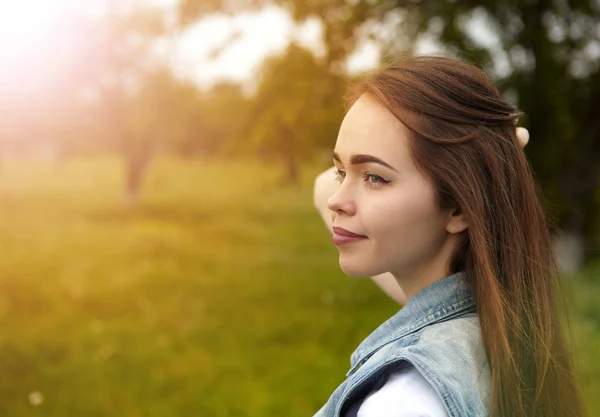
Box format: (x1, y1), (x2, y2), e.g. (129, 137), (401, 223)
(327, 184), (356, 216)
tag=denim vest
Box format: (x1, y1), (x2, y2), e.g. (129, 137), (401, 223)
(313, 271), (491, 417)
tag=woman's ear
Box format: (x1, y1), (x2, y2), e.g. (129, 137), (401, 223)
(446, 207), (469, 234)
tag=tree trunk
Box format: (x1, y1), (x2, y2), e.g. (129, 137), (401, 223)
(280, 124), (299, 185)
(285, 150), (299, 184)
(124, 152), (152, 208)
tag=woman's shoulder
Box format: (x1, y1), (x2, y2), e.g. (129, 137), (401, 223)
(415, 313), (485, 361)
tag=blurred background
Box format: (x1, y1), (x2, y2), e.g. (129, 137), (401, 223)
(0, 0), (599, 415)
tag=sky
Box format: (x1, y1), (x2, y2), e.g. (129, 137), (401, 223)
(173, 6), (320, 85)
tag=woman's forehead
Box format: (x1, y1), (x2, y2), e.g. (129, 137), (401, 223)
(335, 96), (410, 164)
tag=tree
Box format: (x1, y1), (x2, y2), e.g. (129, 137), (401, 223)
(82, 67), (209, 205)
(0, 1), (179, 203)
(248, 43), (345, 183)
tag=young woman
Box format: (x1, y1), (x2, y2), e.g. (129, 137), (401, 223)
(311, 55), (585, 417)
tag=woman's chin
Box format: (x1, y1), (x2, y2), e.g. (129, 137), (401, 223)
(339, 258), (379, 278)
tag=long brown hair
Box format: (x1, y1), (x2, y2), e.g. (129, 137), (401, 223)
(348, 55), (585, 417)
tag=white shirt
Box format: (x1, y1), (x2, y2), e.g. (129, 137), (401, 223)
(345, 365), (449, 417)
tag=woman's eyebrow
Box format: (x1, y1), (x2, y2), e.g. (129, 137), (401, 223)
(332, 152), (399, 173)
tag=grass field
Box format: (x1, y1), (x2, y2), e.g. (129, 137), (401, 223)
(0, 156), (597, 416)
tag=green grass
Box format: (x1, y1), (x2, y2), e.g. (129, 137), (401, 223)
(0, 156), (597, 416)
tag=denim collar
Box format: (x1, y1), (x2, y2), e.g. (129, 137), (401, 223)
(347, 271), (475, 376)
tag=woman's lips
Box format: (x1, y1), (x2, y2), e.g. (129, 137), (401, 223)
(332, 234), (368, 245)
(332, 226), (367, 245)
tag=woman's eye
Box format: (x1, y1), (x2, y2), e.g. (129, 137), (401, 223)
(363, 172), (390, 187)
(333, 169), (345, 182)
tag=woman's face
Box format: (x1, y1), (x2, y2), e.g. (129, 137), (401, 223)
(328, 94), (455, 280)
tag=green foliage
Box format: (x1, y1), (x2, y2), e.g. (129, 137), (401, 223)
(0, 157), (597, 416)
